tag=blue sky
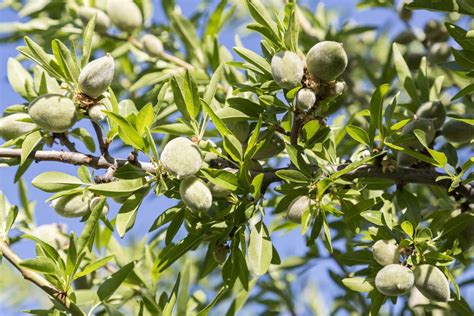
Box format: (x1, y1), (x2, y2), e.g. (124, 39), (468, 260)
(1, 1), (471, 315)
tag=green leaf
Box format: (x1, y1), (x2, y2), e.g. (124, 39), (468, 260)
(201, 168), (239, 191)
(75, 255), (114, 279)
(233, 47), (272, 77)
(392, 43), (420, 108)
(52, 39), (80, 83)
(136, 103), (155, 136)
(104, 111), (146, 150)
(246, 0), (281, 45)
(7, 57), (34, 100)
(162, 273), (181, 316)
(97, 261), (135, 302)
(248, 221), (272, 276)
(283, 2), (298, 52)
(20, 130), (42, 165)
(275, 169), (309, 183)
(19, 257), (56, 274)
(82, 14), (96, 67)
(77, 197), (106, 255)
(400, 221), (414, 238)
(346, 125), (371, 146)
(116, 191), (146, 238)
(368, 84), (390, 144)
(342, 277), (375, 292)
(89, 178), (147, 197)
(32, 171), (83, 192)
(170, 72), (201, 121)
(197, 285), (228, 316)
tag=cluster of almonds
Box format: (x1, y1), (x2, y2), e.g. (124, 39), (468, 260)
(372, 240), (450, 302)
(397, 101), (473, 166)
(270, 41), (348, 112)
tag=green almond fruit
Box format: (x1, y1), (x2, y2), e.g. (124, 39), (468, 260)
(207, 168), (237, 198)
(160, 137), (203, 178)
(286, 196), (315, 224)
(296, 88), (316, 111)
(415, 101), (446, 130)
(88, 104), (107, 122)
(394, 30), (417, 45)
(306, 41), (348, 82)
(28, 94), (77, 132)
(271, 51), (304, 90)
(441, 120), (474, 143)
(414, 264), (450, 302)
(372, 240), (400, 266)
(400, 119), (435, 149)
(375, 264), (415, 296)
(179, 176), (213, 212)
(253, 132), (285, 160)
(53, 194), (92, 218)
(77, 6), (110, 33)
(30, 223), (69, 248)
(142, 34), (164, 57)
(107, 0), (143, 33)
(0, 113), (37, 141)
(78, 54), (115, 98)
(212, 244), (228, 264)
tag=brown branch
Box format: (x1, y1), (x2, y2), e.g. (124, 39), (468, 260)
(0, 240), (85, 316)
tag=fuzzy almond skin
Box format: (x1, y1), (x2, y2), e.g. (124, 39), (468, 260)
(271, 51), (304, 90)
(441, 120), (474, 143)
(401, 119), (435, 149)
(0, 113), (37, 141)
(415, 101), (446, 130)
(78, 54), (115, 98)
(296, 88), (316, 111)
(160, 137), (203, 178)
(77, 6), (110, 33)
(53, 194), (92, 218)
(30, 223), (69, 249)
(28, 94), (77, 132)
(88, 104), (107, 122)
(107, 0), (142, 33)
(286, 196), (315, 224)
(142, 34), (164, 57)
(375, 264), (415, 296)
(253, 132), (285, 160)
(414, 264), (450, 302)
(306, 41), (348, 82)
(372, 240), (400, 266)
(180, 176), (213, 212)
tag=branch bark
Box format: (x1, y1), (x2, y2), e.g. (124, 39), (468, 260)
(0, 240), (85, 316)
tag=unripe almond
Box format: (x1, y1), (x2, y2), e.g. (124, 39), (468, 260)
(296, 88), (316, 111)
(179, 176), (213, 212)
(77, 6), (110, 33)
(441, 120), (474, 143)
(160, 137), (203, 178)
(142, 34), (164, 57)
(375, 264), (415, 296)
(53, 194), (92, 218)
(414, 264), (450, 302)
(0, 113), (37, 141)
(88, 104), (107, 122)
(271, 51), (304, 90)
(372, 240), (400, 266)
(306, 41), (348, 81)
(107, 0), (142, 33)
(253, 132), (285, 160)
(28, 94), (77, 132)
(415, 101), (446, 130)
(207, 168), (236, 198)
(212, 244), (228, 264)
(286, 196), (315, 224)
(330, 81), (346, 96)
(401, 119), (435, 149)
(30, 223), (69, 248)
(78, 54), (115, 98)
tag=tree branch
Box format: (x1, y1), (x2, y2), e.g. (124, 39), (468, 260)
(0, 240), (85, 316)
(0, 148), (472, 202)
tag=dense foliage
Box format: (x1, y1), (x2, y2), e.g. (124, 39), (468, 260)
(0, 0), (473, 315)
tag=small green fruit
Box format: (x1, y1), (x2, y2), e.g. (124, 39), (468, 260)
(414, 264), (450, 302)
(77, 6), (110, 33)
(0, 113), (37, 141)
(271, 51), (304, 90)
(372, 240), (400, 266)
(29, 94), (77, 132)
(415, 101), (446, 130)
(330, 81), (346, 96)
(394, 30), (417, 45)
(88, 104), (107, 122)
(53, 194), (92, 218)
(296, 88), (316, 111)
(212, 244), (228, 264)
(286, 196), (315, 224)
(142, 34), (164, 57)
(375, 264), (415, 296)
(441, 120), (474, 143)
(253, 132), (285, 160)
(306, 41), (348, 82)
(401, 119), (435, 149)
(424, 20), (449, 43)
(179, 176), (213, 212)
(107, 0), (143, 33)
(160, 137), (203, 178)
(78, 54), (115, 98)
(30, 223), (68, 248)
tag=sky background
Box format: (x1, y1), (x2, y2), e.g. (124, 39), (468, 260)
(0, 0), (471, 315)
